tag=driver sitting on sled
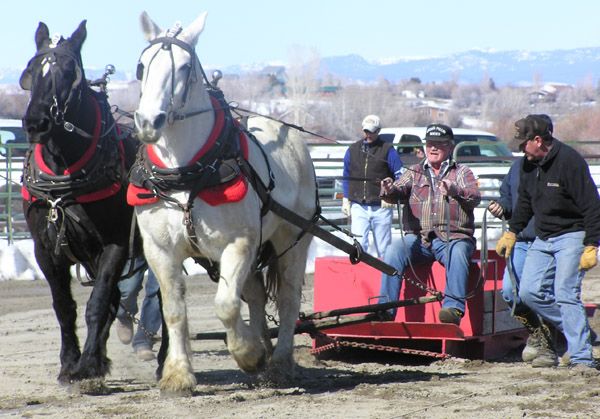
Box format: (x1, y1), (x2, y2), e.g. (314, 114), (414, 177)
(377, 123), (481, 325)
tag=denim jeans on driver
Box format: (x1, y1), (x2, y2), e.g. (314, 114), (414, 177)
(501, 240), (533, 310)
(117, 258), (161, 350)
(350, 203), (392, 258)
(519, 231), (593, 366)
(378, 234), (475, 318)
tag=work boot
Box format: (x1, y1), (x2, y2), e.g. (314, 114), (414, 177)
(438, 308), (463, 325)
(530, 323), (558, 368)
(521, 333), (542, 363)
(513, 310), (550, 363)
(135, 346), (156, 361)
(116, 318), (133, 345)
(568, 362), (600, 377)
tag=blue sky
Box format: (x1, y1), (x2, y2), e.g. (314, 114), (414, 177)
(5, 0), (600, 75)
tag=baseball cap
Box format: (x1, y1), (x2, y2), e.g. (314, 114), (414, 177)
(424, 123), (454, 142)
(514, 114), (553, 141)
(362, 115), (381, 132)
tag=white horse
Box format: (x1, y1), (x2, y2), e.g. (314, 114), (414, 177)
(132, 11), (317, 394)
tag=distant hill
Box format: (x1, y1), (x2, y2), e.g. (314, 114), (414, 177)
(312, 48), (600, 86)
(2, 47), (600, 86)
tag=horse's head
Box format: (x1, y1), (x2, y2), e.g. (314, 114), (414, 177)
(20, 21), (87, 144)
(134, 11), (212, 144)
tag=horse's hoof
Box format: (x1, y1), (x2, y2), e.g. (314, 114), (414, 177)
(72, 378), (111, 395)
(235, 351), (267, 374)
(159, 388), (193, 398)
(258, 355), (295, 387)
(258, 361), (295, 388)
(158, 371), (196, 396)
(57, 372), (74, 386)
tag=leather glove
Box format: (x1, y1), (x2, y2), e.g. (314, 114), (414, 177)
(487, 200), (504, 219)
(579, 246), (598, 271)
(342, 197), (351, 217)
(381, 200), (396, 209)
(496, 231), (517, 258)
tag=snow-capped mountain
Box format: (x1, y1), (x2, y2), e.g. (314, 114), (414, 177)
(315, 47), (600, 85)
(2, 47), (600, 86)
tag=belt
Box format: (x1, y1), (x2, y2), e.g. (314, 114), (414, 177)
(353, 200), (381, 207)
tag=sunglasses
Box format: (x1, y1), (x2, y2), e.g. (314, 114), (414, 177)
(425, 141), (451, 148)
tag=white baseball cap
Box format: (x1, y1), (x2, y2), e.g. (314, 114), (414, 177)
(361, 115), (381, 132)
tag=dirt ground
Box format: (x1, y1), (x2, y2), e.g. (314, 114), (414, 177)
(2, 267), (600, 419)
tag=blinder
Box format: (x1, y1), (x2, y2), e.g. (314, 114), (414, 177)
(19, 64), (33, 91)
(136, 61), (144, 81)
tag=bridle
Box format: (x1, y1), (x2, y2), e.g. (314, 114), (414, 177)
(21, 43), (115, 139)
(136, 29), (218, 124)
(21, 44), (84, 129)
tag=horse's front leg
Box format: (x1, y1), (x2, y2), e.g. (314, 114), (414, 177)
(148, 254), (195, 395)
(215, 238), (266, 373)
(75, 244), (128, 381)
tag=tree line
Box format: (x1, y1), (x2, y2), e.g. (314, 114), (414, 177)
(2, 66), (600, 152)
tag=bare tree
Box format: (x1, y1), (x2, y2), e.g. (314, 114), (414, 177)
(0, 91), (29, 118)
(285, 45), (321, 129)
(481, 88), (529, 146)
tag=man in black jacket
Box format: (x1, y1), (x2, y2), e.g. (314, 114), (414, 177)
(496, 114), (600, 370)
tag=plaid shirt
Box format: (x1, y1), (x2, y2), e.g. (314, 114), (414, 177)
(387, 159), (481, 244)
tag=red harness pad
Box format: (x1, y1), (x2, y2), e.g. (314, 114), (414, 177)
(127, 131), (249, 207)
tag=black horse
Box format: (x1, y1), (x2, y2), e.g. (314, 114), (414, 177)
(20, 20), (141, 387)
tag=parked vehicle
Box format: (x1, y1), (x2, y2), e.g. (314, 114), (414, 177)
(378, 126), (513, 165)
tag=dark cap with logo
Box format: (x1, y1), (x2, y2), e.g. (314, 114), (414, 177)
(424, 123), (454, 142)
(514, 114), (553, 141)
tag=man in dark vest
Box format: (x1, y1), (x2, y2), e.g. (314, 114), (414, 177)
(342, 114), (403, 257)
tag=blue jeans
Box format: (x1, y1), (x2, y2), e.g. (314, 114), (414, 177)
(378, 234), (475, 317)
(350, 203), (392, 258)
(501, 241), (533, 310)
(519, 231), (593, 365)
(117, 258), (161, 350)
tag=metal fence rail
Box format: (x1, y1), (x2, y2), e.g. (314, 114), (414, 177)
(0, 143), (28, 244)
(2, 141), (600, 243)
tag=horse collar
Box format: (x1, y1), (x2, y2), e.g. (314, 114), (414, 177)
(35, 95), (102, 176)
(147, 95), (226, 168)
(22, 94), (126, 204)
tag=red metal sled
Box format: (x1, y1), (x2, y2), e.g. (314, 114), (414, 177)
(312, 250), (530, 359)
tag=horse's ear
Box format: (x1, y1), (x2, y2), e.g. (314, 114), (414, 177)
(140, 11), (162, 41)
(34, 22), (50, 51)
(70, 20), (87, 52)
(180, 12), (208, 46)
